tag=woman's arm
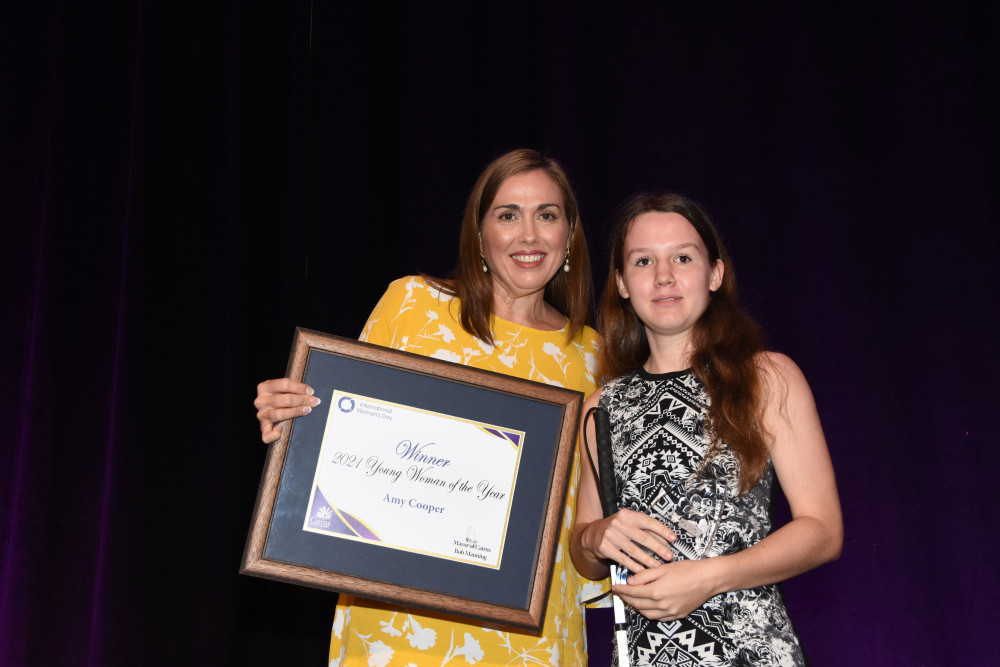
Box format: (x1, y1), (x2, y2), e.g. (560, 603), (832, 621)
(570, 389), (677, 580)
(713, 351), (844, 584)
(616, 352), (843, 620)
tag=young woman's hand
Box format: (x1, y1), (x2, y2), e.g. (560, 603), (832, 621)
(577, 508), (677, 574)
(614, 558), (720, 622)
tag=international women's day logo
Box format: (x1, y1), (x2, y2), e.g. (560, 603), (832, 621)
(338, 396), (355, 413)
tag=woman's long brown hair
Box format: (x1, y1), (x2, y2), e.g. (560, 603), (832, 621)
(428, 149), (592, 344)
(596, 193), (769, 494)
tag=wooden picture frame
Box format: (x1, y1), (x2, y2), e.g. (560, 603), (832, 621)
(241, 328), (584, 631)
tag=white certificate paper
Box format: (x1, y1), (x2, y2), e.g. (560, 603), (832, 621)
(303, 390), (525, 569)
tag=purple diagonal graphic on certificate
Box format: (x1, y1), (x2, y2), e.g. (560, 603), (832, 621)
(307, 487), (380, 540)
(482, 427), (521, 447)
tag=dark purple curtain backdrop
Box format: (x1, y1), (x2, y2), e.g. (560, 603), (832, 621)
(4, 2), (998, 665)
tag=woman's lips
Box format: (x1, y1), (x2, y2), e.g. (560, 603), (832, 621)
(510, 252), (546, 267)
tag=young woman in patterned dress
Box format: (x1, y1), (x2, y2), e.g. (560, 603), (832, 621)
(570, 193), (842, 666)
(254, 149), (607, 665)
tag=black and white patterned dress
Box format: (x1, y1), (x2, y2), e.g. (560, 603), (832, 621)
(600, 368), (806, 667)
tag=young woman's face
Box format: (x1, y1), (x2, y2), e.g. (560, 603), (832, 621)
(616, 211), (724, 342)
(480, 170), (570, 303)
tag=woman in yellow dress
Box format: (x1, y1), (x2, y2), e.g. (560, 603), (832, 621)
(255, 149), (605, 665)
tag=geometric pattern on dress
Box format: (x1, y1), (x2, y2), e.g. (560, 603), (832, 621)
(600, 368), (806, 667)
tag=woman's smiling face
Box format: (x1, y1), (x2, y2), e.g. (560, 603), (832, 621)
(480, 170), (571, 303)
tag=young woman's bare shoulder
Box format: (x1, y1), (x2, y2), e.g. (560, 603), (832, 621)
(756, 350), (806, 381)
(755, 351), (814, 410)
(582, 385), (604, 411)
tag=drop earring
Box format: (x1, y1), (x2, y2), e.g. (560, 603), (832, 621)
(481, 253), (488, 273)
(563, 250), (570, 273)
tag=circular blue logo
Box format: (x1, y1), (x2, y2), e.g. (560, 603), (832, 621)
(337, 396), (355, 413)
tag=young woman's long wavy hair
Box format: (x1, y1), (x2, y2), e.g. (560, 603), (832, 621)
(597, 193), (768, 494)
(428, 149), (592, 344)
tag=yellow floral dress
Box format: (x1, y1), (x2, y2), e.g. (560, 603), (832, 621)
(329, 275), (604, 666)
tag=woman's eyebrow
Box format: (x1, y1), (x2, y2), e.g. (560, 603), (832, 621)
(625, 242), (700, 257)
(492, 202), (562, 212)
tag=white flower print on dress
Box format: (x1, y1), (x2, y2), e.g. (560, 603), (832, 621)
(580, 579), (606, 603)
(333, 605), (354, 642)
(441, 631), (485, 665)
(492, 329), (529, 364)
(490, 631), (552, 665)
(378, 613), (403, 637)
(394, 278), (421, 322)
(454, 633), (484, 664)
(431, 349), (462, 363)
(563, 498), (574, 529)
(423, 280), (449, 302)
(360, 319), (376, 342)
(583, 352), (596, 383)
(460, 347), (483, 365)
(332, 607), (346, 639)
(366, 640), (393, 667)
(568, 340), (597, 384)
(405, 615), (436, 649)
(525, 354), (561, 387)
(542, 341), (565, 364)
(496, 352), (516, 368)
(413, 309), (461, 349)
(541, 342), (572, 381)
(435, 323), (456, 343)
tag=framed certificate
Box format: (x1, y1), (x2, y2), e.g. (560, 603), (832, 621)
(241, 328), (584, 631)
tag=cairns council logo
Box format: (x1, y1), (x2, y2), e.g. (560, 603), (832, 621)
(337, 396), (355, 413)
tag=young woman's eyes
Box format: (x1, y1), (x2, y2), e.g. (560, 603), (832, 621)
(497, 211), (518, 223)
(538, 210), (559, 223)
(633, 254), (693, 266)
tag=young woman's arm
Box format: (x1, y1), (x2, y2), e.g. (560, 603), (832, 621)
(570, 389), (678, 581)
(616, 352), (843, 621)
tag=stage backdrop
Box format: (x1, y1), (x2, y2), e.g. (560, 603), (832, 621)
(4, 2), (998, 665)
